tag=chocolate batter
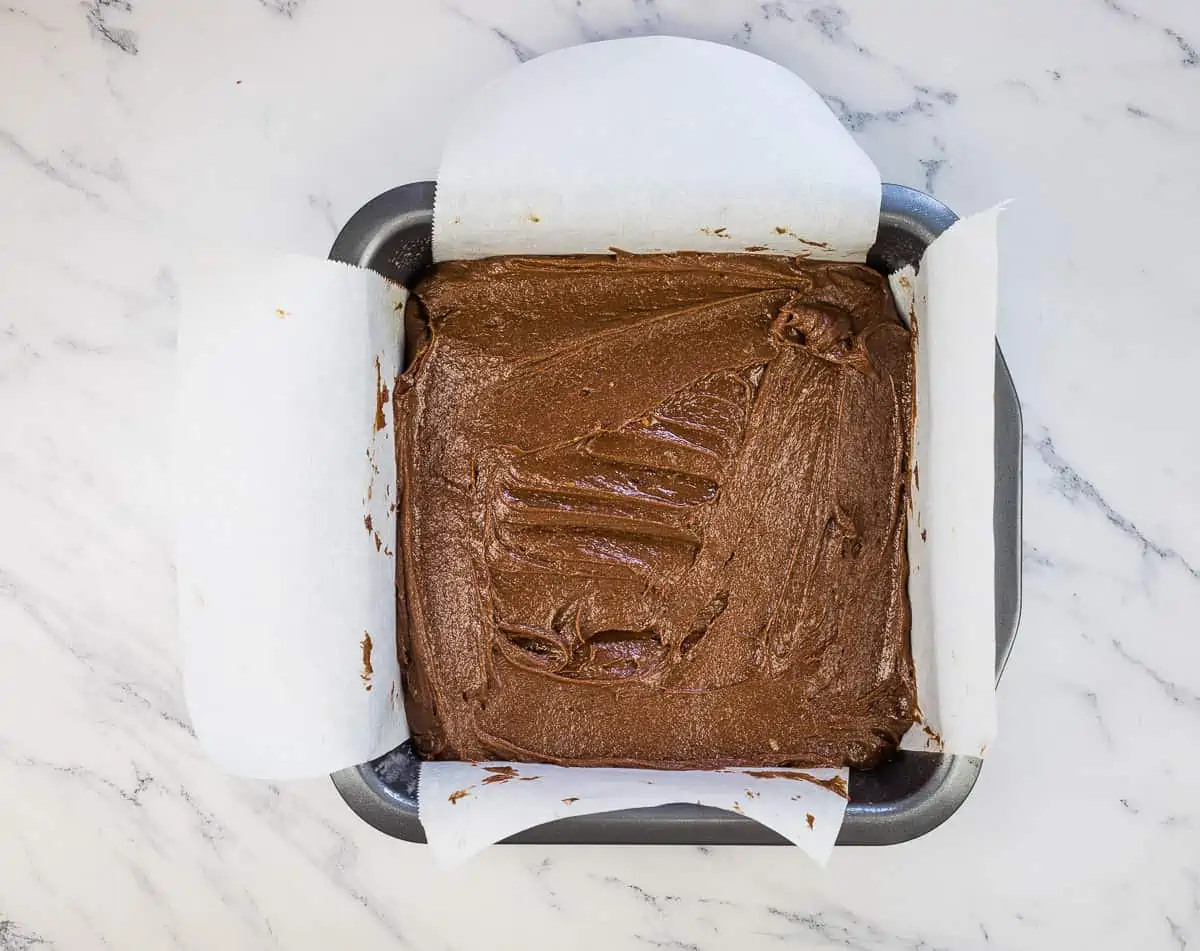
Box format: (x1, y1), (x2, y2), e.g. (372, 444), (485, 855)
(397, 252), (916, 769)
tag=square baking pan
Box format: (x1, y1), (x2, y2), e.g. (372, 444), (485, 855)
(328, 181), (1022, 846)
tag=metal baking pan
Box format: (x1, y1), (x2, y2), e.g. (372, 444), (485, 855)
(329, 181), (1023, 846)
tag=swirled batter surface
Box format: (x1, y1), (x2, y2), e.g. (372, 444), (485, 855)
(397, 252), (915, 769)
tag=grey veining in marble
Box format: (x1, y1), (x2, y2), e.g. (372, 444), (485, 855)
(1, 0), (1199, 948)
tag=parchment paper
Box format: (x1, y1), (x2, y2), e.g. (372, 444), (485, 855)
(175, 253), (409, 779)
(433, 37), (881, 261)
(891, 206), (1002, 757)
(419, 763), (848, 867)
(176, 37), (997, 865)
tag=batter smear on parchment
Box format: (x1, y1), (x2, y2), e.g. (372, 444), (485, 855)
(395, 252), (915, 769)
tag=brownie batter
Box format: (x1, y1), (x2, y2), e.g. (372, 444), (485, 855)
(396, 252), (916, 769)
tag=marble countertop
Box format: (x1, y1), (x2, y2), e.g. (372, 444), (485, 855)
(2, 1), (1198, 948)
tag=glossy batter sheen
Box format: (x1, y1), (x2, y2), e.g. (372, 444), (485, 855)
(397, 252), (916, 769)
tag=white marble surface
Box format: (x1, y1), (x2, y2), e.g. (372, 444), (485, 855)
(1, 0), (1198, 947)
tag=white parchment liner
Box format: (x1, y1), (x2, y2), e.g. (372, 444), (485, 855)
(176, 37), (998, 867)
